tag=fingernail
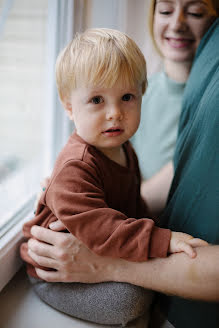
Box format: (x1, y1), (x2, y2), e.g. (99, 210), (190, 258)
(42, 187), (46, 191)
(30, 225), (37, 235)
(34, 211), (36, 214)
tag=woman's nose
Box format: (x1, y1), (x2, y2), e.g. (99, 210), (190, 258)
(170, 9), (187, 32)
(106, 105), (123, 121)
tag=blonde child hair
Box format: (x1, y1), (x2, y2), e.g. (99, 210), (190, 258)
(55, 28), (147, 103)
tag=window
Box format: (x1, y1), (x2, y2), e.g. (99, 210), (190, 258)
(0, 0), (49, 236)
(0, 0), (75, 237)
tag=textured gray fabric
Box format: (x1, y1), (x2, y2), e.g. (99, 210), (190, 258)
(29, 276), (154, 327)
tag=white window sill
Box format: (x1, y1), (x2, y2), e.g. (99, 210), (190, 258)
(0, 207), (34, 291)
(0, 268), (147, 328)
(0, 268), (112, 328)
(0, 159), (42, 291)
(0, 160), (41, 232)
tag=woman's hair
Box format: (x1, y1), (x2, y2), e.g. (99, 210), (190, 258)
(211, 0), (219, 15)
(148, 0), (157, 53)
(148, 0), (219, 56)
(56, 28), (147, 102)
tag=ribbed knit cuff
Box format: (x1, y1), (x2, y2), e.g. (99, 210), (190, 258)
(149, 226), (171, 258)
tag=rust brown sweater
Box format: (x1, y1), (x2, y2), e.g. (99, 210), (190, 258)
(20, 133), (171, 277)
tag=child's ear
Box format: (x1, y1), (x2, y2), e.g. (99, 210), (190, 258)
(63, 100), (74, 121)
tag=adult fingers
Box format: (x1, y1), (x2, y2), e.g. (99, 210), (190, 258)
(28, 249), (58, 269)
(30, 225), (74, 247)
(28, 238), (56, 259)
(28, 237), (79, 265)
(49, 219), (66, 231)
(35, 268), (74, 282)
(35, 268), (60, 282)
(35, 267), (99, 283)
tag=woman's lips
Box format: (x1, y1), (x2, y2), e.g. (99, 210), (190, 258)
(165, 37), (194, 49)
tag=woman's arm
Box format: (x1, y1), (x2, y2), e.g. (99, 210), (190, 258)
(27, 226), (219, 302)
(141, 162), (174, 217)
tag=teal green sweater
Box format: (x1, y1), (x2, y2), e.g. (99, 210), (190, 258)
(160, 18), (219, 328)
(132, 71), (185, 179)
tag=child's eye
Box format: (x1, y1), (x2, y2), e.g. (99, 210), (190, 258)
(91, 96), (103, 104)
(122, 94), (133, 101)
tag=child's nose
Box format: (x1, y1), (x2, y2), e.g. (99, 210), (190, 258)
(106, 105), (123, 121)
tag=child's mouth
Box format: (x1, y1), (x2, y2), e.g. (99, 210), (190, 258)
(103, 127), (124, 136)
(106, 128), (121, 132)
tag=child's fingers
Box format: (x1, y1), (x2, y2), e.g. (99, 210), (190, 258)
(40, 176), (50, 189)
(34, 191), (43, 211)
(188, 238), (209, 247)
(178, 241), (197, 258)
(34, 177), (50, 212)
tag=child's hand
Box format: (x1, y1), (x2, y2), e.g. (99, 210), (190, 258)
(169, 231), (208, 258)
(34, 176), (50, 211)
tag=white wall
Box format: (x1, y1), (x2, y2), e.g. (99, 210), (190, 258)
(74, 0), (162, 76)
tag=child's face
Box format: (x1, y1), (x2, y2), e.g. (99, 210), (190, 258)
(65, 80), (142, 155)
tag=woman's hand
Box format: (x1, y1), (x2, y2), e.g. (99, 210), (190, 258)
(27, 226), (219, 301)
(49, 219), (66, 231)
(28, 225), (117, 283)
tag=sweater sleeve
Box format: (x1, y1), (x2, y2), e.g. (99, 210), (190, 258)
(45, 160), (171, 262)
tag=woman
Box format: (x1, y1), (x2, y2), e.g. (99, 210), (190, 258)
(133, 0), (218, 217)
(26, 1), (219, 327)
(133, 0), (217, 180)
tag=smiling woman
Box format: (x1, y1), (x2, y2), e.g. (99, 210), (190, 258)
(153, 0), (217, 71)
(132, 0), (218, 181)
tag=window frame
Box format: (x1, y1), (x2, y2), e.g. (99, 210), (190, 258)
(0, 0), (74, 291)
